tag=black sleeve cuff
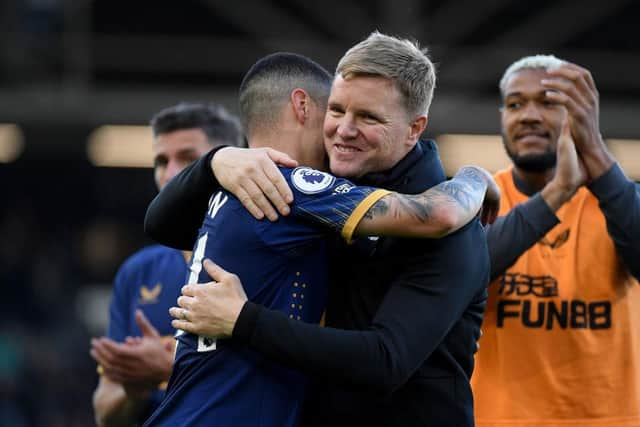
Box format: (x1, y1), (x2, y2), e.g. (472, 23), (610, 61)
(232, 301), (261, 344)
(206, 145), (229, 187)
(587, 162), (627, 202)
(521, 193), (560, 234)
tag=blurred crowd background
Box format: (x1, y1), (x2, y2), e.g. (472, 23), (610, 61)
(1, 0), (639, 425)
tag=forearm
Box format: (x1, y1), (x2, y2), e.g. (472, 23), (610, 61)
(234, 302), (403, 393)
(540, 179), (579, 211)
(405, 165), (488, 235)
(486, 194), (559, 281)
(234, 229), (487, 392)
(588, 163), (640, 279)
(93, 380), (150, 427)
(355, 166), (487, 238)
(145, 148), (224, 250)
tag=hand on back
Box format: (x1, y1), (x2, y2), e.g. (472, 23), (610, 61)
(211, 147), (298, 221)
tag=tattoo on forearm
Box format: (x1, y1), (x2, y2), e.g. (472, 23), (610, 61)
(405, 167), (486, 218)
(365, 198), (390, 220)
(455, 167), (486, 190)
(365, 194), (433, 222)
(398, 194), (433, 221)
(363, 167), (487, 226)
(365, 193), (433, 223)
(435, 167), (487, 212)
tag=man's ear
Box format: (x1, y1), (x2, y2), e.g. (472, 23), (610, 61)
(291, 88), (310, 124)
(408, 115), (428, 142)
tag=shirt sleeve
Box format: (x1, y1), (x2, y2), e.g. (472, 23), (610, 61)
(587, 163), (640, 280)
(285, 167), (390, 242)
(232, 222), (488, 393)
(484, 193), (560, 281)
(106, 262), (133, 343)
(144, 147), (226, 250)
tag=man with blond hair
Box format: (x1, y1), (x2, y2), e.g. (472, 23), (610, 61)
(146, 32), (492, 426)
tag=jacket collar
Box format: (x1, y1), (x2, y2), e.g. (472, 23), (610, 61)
(355, 139), (444, 193)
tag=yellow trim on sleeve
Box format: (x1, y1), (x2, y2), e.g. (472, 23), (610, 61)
(341, 189), (391, 244)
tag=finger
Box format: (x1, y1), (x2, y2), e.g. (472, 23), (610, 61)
(123, 336), (142, 347)
(559, 117), (572, 142)
(171, 319), (196, 334)
(555, 117), (574, 161)
(266, 147), (298, 169)
(177, 295), (194, 310)
(255, 170), (292, 216)
(91, 340), (118, 367)
(89, 347), (105, 365)
(203, 259), (232, 283)
(544, 65), (598, 108)
(242, 178), (279, 221)
(92, 344), (141, 378)
(234, 186), (268, 221)
(543, 90), (584, 122)
(549, 63), (596, 92)
(97, 340), (133, 363)
(169, 306), (187, 321)
(181, 284), (198, 297)
(98, 339), (146, 365)
(541, 78), (590, 112)
(261, 156), (294, 207)
(135, 309), (160, 338)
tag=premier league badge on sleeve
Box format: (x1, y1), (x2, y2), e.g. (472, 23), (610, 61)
(291, 167), (336, 194)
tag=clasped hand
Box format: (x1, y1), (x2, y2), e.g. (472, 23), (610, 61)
(170, 259), (248, 339)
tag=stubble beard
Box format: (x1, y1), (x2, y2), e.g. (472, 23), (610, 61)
(503, 137), (557, 173)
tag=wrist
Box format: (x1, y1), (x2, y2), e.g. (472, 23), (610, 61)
(541, 180), (576, 212)
(582, 150), (615, 180)
(231, 301), (260, 343)
(209, 145), (232, 182)
(210, 146), (230, 175)
(223, 300), (245, 338)
(123, 383), (154, 401)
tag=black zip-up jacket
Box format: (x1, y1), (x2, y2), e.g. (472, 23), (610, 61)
(145, 140), (490, 427)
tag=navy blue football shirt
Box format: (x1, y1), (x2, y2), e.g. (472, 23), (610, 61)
(144, 167), (388, 427)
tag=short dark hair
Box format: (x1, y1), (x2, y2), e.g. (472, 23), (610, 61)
(150, 102), (244, 147)
(238, 52), (332, 137)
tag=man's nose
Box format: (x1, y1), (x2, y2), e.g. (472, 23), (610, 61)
(336, 116), (358, 139)
(519, 102), (543, 122)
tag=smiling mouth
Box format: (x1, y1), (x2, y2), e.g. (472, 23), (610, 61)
(515, 132), (550, 143)
(334, 144), (361, 153)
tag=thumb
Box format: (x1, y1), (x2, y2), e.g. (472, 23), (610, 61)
(203, 259), (228, 282)
(135, 309), (160, 338)
(266, 148), (298, 168)
(559, 117), (572, 145)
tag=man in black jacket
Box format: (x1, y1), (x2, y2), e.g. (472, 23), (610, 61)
(148, 32), (490, 426)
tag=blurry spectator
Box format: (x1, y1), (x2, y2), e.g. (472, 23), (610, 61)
(473, 55), (640, 425)
(90, 103), (243, 426)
